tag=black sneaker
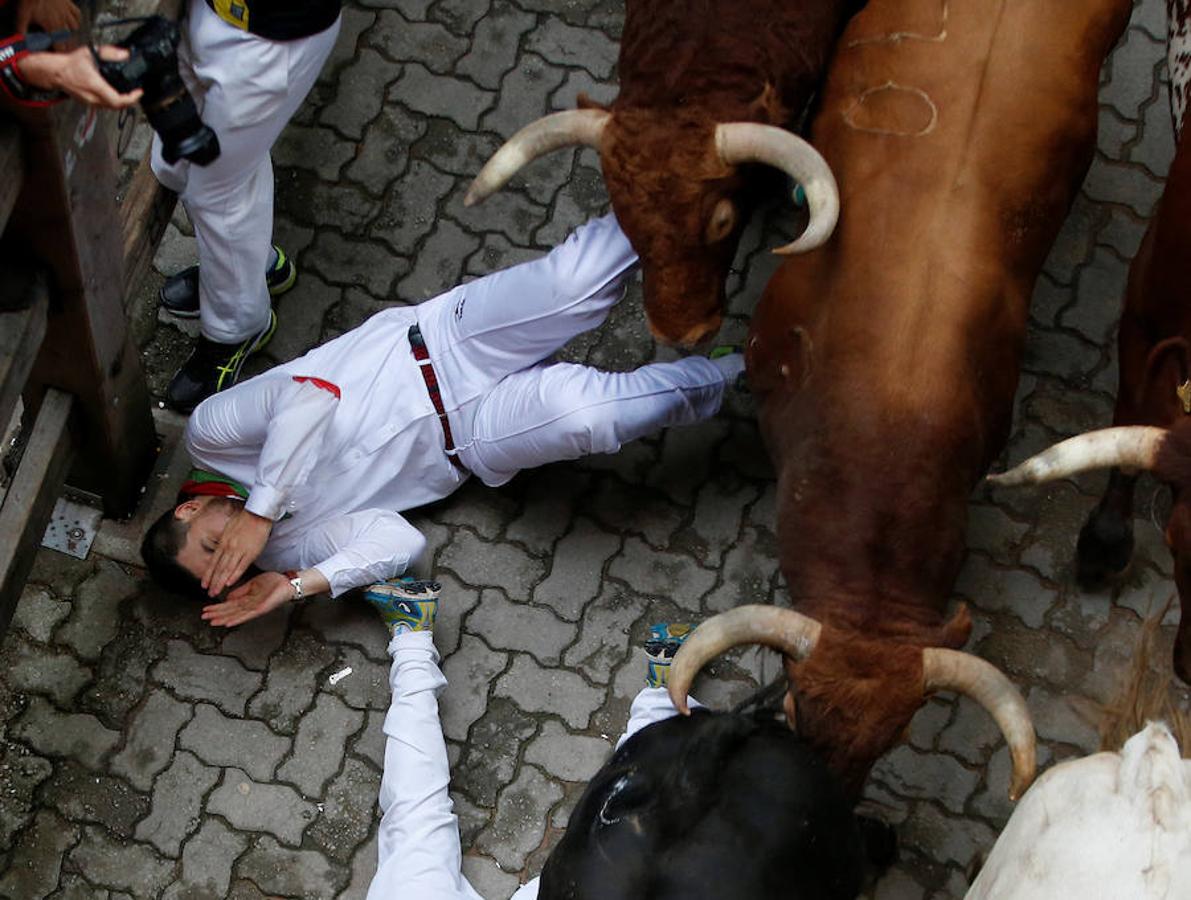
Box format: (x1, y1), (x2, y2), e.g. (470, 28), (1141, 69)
(164, 311), (277, 413)
(159, 245), (297, 318)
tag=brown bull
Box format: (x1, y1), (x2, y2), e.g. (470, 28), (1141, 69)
(670, 0), (1133, 799)
(465, 0), (858, 347)
(987, 2), (1191, 684)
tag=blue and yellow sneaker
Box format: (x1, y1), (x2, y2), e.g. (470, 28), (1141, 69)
(644, 622), (693, 688)
(363, 575), (442, 635)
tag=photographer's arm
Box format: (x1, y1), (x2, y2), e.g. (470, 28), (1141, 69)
(15, 0), (79, 33)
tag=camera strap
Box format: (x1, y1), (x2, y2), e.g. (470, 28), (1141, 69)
(0, 34), (66, 107)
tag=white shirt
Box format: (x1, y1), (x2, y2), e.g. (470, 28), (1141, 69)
(185, 306), (467, 596)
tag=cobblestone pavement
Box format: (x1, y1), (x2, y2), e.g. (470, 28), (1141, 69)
(3, 0), (1191, 897)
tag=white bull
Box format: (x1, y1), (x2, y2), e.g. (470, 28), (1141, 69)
(967, 722), (1191, 899)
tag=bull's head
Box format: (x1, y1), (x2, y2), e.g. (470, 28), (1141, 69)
(538, 707), (886, 900)
(668, 606), (1037, 801)
(464, 107), (839, 347)
(988, 424), (1191, 682)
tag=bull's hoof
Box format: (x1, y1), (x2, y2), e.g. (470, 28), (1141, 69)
(856, 815), (897, 872)
(1075, 512), (1134, 588)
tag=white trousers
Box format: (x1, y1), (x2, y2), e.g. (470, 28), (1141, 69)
(368, 630), (691, 900)
(417, 215), (735, 486)
(151, 0), (340, 343)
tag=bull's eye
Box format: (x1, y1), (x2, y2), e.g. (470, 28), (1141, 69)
(597, 772), (650, 826)
(705, 198), (737, 244)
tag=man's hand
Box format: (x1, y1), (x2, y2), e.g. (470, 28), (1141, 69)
(201, 571), (292, 628)
(18, 46), (143, 109)
(202, 508), (274, 597)
(16, 0), (81, 33)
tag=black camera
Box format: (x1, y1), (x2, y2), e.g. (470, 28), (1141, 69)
(97, 16), (220, 166)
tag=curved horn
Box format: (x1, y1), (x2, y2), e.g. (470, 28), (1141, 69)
(922, 648), (1036, 800)
(715, 122), (840, 254)
(667, 605), (822, 715)
(465, 110), (611, 206)
(987, 426), (1167, 487)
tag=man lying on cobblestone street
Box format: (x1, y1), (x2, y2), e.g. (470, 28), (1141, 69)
(140, 214), (745, 625)
(362, 577), (702, 900)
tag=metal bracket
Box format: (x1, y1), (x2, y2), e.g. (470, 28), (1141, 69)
(41, 494), (103, 560)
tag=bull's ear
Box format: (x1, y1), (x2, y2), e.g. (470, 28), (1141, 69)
(1141, 336), (1191, 421)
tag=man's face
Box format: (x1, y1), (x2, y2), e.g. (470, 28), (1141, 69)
(173, 496), (239, 580)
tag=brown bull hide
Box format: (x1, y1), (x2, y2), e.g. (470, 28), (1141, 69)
(745, 0), (1132, 794)
(468, 0), (857, 347)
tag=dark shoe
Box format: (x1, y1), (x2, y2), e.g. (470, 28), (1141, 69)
(159, 245), (297, 318)
(164, 311), (277, 413)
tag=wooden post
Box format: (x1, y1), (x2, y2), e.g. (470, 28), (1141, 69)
(7, 99), (157, 519)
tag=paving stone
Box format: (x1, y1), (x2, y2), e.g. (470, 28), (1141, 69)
(430, 0), (488, 33)
(1027, 685), (1101, 754)
(682, 477), (759, 569)
(219, 605), (292, 671)
(531, 518), (621, 620)
(150, 640), (262, 716)
(524, 719), (612, 783)
(393, 213), (481, 300)
(270, 271), (345, 364)
(429, 480), (521, 540)
(1042, 194), (1103, 285)
(278, 170), (381, 237)
(369, 9), (468, 72)
(324, 646), (393, 714)
(321, 49), (397, 140)
(236, 835), (340, 899)
(1064, 245), (1130, 343)
(69, 825), (174, 896)
(587, 479), (684, 548)
(300, 597), (393, 662)
(870, 745), (980, 815)
(494, 653), (604, 729)
(0, 809), (78, 899)
(561, 583), (644, 685)
(455, 698), (538, 806)
(445, 180), (547, 245)
(373, 159), (458, 259)
(337, 829), (379, 900)
(467, 589), (576, 664)
(345, 105), (427, 196)
(955, 554), (1058, 629)
(0, 743), (52, 848)
(178, 704), (289, 782)
(440, 635), (507, 742)
(272, 124), (356, 181)
(898, 803), (997, 869)
(41, 759), (149, 840)
(462, 855), (520, 900)
(247, 630), (337, 733)
(81, 622), (166, 728)
(607, 535), (717, 605)
(702, 525), (778, 614)
(1097, 206), (1149, 257)
(305, 231), (410, 301)
(10, 586), (71, 643)
(1082, 155), (1167, 217)
(552, 67), (618, 110)
(439, 528), (547, 602)
(482, 53), (569, 140)
(278, 693), (365, 797)
(110, 691), (193, 791)
(57, 562), (139, 660)
(525, 17), (619, 79)
(352, 709), (387, 772)
(208, 766), (316, 846)
(906, 698), (953, 752)
(455, 1), (538, 89)
(1101, 27), (1162, 119)
(11, 697), (120, 770)
(135, 750), (219, 855)
(474, 765), (563, 872)
(306, 757), (379, 863)
(389, 62), (496, 132)
(163, 817), (249, 900)
(1, 636), (92, 706)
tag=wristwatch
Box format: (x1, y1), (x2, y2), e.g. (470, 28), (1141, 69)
(285, 570), (304, 601)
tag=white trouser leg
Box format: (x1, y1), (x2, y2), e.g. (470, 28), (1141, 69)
(458, 356), (730, 486)
(417, 213), (638, 410)
(151, 0), (340, 343)
(367, 631), (482, 900)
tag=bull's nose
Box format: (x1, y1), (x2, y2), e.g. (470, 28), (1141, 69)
(648, 316), (722, 349)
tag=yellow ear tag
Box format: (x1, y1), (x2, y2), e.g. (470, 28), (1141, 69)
(1177, 379), (1191, 414)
